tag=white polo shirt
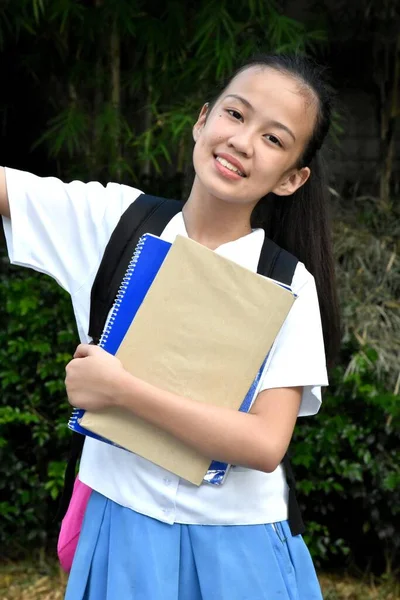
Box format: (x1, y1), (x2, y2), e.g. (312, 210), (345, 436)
(2, 167), (328, 525)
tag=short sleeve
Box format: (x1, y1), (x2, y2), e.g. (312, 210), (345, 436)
(1, 167), (142, 294)
(258, 262), (328, 416)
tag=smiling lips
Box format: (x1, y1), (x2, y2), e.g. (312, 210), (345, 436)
(214, 153), (246, 179)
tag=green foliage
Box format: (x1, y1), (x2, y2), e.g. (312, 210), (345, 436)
(0, 0), (327, 183)
(0, 257), (76, 555)
(293, 344), (400, 569)
(292, 199), (400, 570)
(333, 198), (400, 391)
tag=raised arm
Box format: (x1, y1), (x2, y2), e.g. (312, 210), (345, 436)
(0, 167), (10, 218)
(1, 167), (143, 297)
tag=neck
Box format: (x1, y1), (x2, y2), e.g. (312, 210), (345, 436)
(182, 177), (255, 250)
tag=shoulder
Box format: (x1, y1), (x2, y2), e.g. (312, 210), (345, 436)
(259, 258), (328, 410)
(291, 261), (316, 296)
(288, 262), (322, 331)
(62, 178), (144, 217)
(5, 167), (143, 207)
(95, 182), (144, 235)
(5, 167), (145, 242)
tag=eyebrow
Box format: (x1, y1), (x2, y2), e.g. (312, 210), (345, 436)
(223, 93), (296, 142)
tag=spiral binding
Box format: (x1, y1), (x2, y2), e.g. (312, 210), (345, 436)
(68, 234), (149, 434)
(98, 234), (149, 350)
(68, 407), (84, 430)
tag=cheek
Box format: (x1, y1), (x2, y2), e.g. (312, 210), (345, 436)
(203, 114), (226, 141)
(192, 137), (209, 175)
(194, 131), (217, 159)
(193, 115), (231, 161)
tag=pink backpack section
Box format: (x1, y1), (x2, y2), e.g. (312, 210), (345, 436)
(57, 476), (92, 573)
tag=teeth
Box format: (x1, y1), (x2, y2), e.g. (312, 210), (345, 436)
(216, 156), (244, 176)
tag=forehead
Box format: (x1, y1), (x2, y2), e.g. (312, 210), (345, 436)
(221, 66), (318, 143)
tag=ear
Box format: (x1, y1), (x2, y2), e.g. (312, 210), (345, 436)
(192, 103), (210, 142)
(272, 167), (311, 196)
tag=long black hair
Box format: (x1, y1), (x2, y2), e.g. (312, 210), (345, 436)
(208, 54), (341, 367)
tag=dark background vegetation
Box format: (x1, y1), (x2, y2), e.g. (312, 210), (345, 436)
(0, 0), (399, 579)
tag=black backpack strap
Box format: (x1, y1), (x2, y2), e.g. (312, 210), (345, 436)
(89, 194), (182, 343)
(56, 432), (84, 521)
(281, 454), (304, 536)
(57, 194), (182, 522)
(257, 236), (298, 286)
(257, 235), (305, 537)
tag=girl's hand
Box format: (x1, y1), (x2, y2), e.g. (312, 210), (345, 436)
(65, 344), (125, 411)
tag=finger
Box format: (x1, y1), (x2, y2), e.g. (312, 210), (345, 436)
(73, 344), (92, 359)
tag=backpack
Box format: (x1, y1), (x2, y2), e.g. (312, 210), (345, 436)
(57, 193), (304, 542)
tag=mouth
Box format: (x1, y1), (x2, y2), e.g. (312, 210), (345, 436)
(214, 154), (246, 178)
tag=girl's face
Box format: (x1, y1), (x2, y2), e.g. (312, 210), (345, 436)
(192, 66), (318, 208)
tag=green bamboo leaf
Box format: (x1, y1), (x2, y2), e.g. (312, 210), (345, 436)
(32, 0), (45, 23)
(149, 154), (161, 173)
(32, 106), (89, 158)
(158, 142), (171, 163)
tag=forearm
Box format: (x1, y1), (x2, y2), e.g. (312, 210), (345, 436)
(115, 371), (289, 473)
(66, 345), (301, 471)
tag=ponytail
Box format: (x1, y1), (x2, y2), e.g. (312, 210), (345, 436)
(208, 53), (341, 366)
(251, 155), (341, 367)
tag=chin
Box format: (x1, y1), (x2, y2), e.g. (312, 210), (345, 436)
(193, 162), (262, 207)
(203, 184), (242, 203)
(195, 175), (243, 203)
(207, 181), (259, 207)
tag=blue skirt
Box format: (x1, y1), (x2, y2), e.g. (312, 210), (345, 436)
(65, 491), (322, 600)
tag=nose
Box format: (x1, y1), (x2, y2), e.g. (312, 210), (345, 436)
(227, 129), (254, 157)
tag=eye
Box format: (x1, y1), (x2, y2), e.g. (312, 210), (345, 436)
(226, 109), (243, 121)
(265, 134), (283, 147)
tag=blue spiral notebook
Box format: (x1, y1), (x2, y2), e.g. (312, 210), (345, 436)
(68, 234), (170, 436)
(69, 233), (281, 485)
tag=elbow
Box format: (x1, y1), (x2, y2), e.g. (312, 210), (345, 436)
(260, 458), (281, 474)
(250, 438), (286, 474)
(230, 420), (290, 473)
(250, 451), (283, 474)
(241, 415), (292, 474)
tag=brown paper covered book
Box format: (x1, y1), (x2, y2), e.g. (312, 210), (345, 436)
(79, 235), (295, 485)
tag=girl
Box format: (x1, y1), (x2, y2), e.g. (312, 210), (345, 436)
(0, 54), (340, 599)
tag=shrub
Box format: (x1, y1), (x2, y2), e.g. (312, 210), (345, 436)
(292, 344), (400, 571)
(0, 258), (76, 556)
